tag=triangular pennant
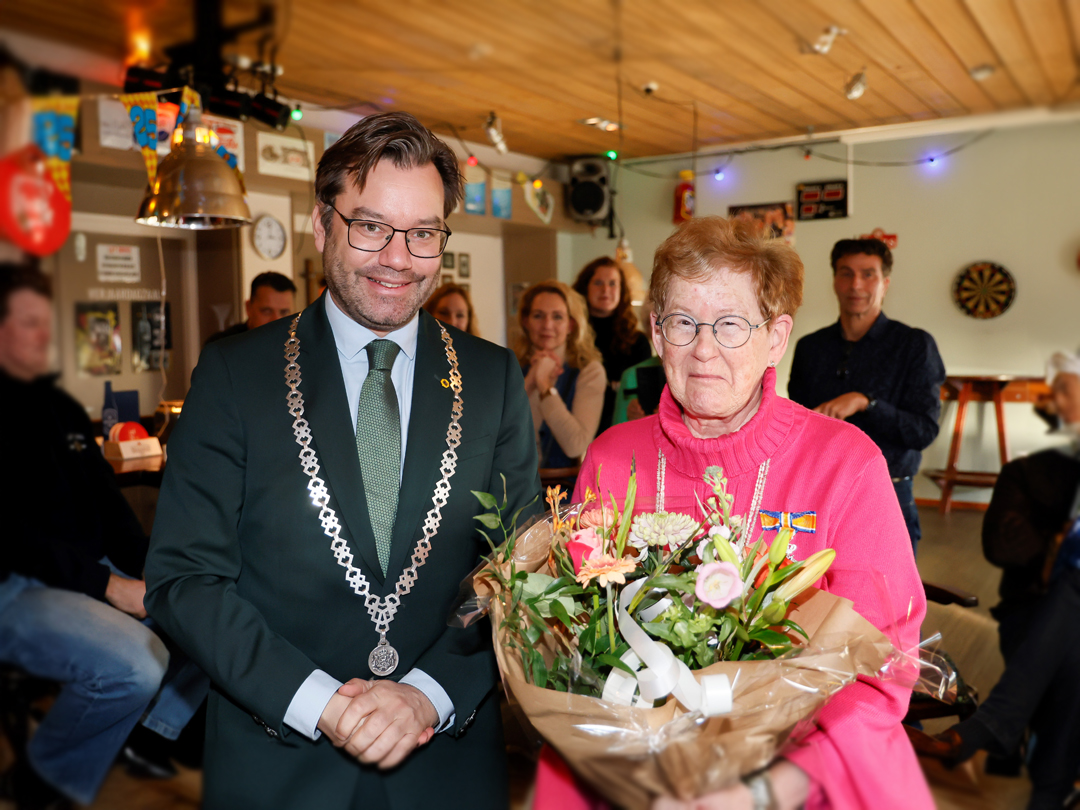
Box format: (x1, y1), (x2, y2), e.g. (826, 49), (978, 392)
(30, 95), (80, 201)
(119, 91), (159, 184)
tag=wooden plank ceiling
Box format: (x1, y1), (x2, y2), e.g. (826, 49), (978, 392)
(4, 0), (1079, 160)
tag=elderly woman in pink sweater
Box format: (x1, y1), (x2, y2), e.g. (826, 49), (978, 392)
(536, 217), (932, 810)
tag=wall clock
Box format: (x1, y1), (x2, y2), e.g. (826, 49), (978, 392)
(952, 261), (1015, 319)
(252, 214), (287, 260)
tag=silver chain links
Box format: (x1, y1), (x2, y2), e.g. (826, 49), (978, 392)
(284, 312), (463, 638)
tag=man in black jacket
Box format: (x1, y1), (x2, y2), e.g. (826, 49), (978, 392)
(911, 353), (1080, 809)
(0, 263), (202, 808)
(788, 238), (945, 555)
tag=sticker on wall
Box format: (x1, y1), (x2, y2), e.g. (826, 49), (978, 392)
(96, 244), (141, 283)
(952, 261), (1016, 320)
(728, 202), (795, 245)
(75, 302), (122, 375)
(796, 180), (847, 220)
(860, 227), (898, 249)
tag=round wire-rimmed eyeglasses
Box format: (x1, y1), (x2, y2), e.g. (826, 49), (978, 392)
(657, 313), (771, 349)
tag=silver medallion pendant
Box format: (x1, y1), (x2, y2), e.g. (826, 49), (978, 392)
(368, 638), (399, 677)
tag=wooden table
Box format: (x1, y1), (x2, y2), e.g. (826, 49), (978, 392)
(924, 375), (1049, 513)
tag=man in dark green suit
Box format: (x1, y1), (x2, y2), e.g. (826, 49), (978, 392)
(145, 112), (540, 809)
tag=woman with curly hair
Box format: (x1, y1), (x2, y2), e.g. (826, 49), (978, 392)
(515, 280), (606, 469)
(573, 257), (652, 431)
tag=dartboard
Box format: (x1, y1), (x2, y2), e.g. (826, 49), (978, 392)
(952, 261), (1016, 319)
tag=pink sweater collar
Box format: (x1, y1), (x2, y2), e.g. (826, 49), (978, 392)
(654, 367), (797, 478)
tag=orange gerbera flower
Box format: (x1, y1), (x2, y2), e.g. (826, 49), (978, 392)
(576, 554), (637, 588)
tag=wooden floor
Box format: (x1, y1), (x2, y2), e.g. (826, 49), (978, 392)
(1, 506), (1036, 809)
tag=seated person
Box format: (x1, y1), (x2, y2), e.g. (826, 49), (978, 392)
(611, 356), (665, 425)
(424, 281), (480, 336)
(0, 263), (206, 808)
(911, 352), (1080, 810)
(515, 280), (606, 469)
(205, 270), (296, 344)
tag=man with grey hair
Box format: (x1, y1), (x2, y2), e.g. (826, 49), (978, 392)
(911, 351), (1080, 810)
(146, 112), (540, 809)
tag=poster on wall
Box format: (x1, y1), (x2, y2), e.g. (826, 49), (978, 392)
(257, 131), (314, 181)
(132, 301), (172, 372)
(727, 201), (795, 245)
(491, 177), (512, 219)
(796, 180), (847, 220)
(75, 302), (122, 375)
(464, 164), (486, 215)
(204, 114), (245, 172)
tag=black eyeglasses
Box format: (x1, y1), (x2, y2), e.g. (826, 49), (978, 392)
(327, 204), (451, 259)
(658, 313), (770, 349)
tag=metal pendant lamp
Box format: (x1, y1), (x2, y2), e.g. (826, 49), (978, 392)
(136, 106), (251, 229)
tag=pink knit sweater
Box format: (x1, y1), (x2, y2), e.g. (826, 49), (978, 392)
(553, 368), (933, 810)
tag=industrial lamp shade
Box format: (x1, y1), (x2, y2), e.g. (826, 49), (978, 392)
(136, 107), (251, 229)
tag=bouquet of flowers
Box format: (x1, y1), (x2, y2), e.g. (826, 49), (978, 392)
(458, 464), (917, 808)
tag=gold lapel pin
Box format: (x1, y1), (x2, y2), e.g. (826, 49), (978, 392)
(440, 378), (450, 388)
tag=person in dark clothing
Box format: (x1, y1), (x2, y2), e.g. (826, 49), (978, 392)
(0, 263), (205, 808)
(910, 354), (1080, 810)
(787, 238), (945, 555)
(205, 270), (297, 344)
(573, 257), (651, 432)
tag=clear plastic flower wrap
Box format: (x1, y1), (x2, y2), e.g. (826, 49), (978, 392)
(451, 471), (952, 809)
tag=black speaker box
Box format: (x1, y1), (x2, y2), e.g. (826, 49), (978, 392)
(566, 157), (612, 223)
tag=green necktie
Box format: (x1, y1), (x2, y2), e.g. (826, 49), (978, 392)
(356, 339), (402, 575)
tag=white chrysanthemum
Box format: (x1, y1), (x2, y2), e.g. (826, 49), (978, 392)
(628, 512), (698, 549)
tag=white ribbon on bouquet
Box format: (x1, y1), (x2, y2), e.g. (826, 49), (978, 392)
(600, 578), (733, 716)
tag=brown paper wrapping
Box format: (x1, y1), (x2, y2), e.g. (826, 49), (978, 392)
(486, 537), (894, 809)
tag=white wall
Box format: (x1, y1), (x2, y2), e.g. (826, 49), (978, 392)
(444, 232), (507, 347)
(567, 120), (1080, 502)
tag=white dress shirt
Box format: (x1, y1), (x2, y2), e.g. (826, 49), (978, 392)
(282, 292), (455, 739)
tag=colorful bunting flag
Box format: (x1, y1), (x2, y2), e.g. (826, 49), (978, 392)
(120, 91), (158, 184)
(30, 95), (79, 201)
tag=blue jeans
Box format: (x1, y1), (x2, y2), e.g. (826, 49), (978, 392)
(892, 478), (920, 557)
(0, 572), (209, 804)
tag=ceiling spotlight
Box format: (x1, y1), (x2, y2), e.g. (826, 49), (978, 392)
(579, 117), (622, 132)
(466, 155), (479, 167)
(844, 68), (868, 100)
(969, 64), (996, 81)
(250, 93), (290, 130)
(714, 169), (725, 181)
(808, 25), (846, 55)
(485, 111), (508, 154)
(290, 104), (303, 122)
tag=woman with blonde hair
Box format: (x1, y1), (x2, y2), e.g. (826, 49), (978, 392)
(515, 280), (606, 469)
(424, 281), (480, 336)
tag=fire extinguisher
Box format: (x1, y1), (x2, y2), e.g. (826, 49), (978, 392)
(673, 169), (695, 224)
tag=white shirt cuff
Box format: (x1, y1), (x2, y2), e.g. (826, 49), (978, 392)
(399, 668), (456, 732)
(284, 669), (343, 740)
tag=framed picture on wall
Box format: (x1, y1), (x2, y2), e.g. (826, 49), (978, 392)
(458, 253), (471, 278)
(75, 302), (122, 375)
(441, 252), (455, 269)
(459, 283), (470, 294)
(441, 274), (453, 285)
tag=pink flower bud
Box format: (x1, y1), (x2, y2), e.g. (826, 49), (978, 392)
(567, 527), (603, 574)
